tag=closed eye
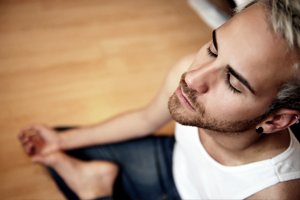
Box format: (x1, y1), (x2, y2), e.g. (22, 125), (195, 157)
(207, 47), (217, 58)
(225, 69), (242, 94)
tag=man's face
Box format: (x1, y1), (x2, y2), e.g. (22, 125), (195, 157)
(168, 4), (297, 133)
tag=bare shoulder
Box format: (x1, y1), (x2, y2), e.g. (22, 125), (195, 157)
(163, 53), (196, 96)
(147, 53), (195, 106)
(142, 53), (196, 126)
(247, 179), (300, 200)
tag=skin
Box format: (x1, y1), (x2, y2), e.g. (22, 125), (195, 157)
(19, 3), (300, 200)
(169, 4), (297, 133)
(169, 3), (300, 199)
(169, 3), (299, 164)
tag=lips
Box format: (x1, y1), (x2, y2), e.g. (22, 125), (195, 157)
(175, 86), (196, 111)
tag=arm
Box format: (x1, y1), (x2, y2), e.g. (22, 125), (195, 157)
(19, 54), (195, 154)
(246, 179), (300, 200)
(59, 106), (171, 150)
(59, 54), (194, 150)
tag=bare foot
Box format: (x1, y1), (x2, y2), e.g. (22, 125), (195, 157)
(34, 152), (118, 199)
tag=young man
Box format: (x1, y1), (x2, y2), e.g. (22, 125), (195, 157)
(19, 0), (300, 199)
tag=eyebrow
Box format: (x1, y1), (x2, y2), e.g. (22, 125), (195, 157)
(212, 30), (218, 51)
(227, 66), (256, 94)
(213, 29), (256, 94)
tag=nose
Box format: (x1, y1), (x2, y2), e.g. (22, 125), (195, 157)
(184, 65), (216, 94)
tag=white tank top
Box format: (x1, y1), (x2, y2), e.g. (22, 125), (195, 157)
(173, 123), (300, 199)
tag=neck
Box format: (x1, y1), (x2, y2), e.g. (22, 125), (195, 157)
(198, 128), (291, 166)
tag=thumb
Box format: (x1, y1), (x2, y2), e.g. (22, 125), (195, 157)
(32, 155), (48, 165)
(32, 153), (58, 166)
(40, 145), (58, 155)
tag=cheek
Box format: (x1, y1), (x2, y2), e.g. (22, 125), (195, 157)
(206, 96), (239, 117)
(203, 90), (267, 121)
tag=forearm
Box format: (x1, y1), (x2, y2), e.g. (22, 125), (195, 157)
(59, 108), (171, 150)
(57, 54), (192, 150)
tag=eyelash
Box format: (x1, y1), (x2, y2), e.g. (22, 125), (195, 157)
(207, 46), (241, 94)
(207, 47), (217, 57)
(225, 70), (242, 94)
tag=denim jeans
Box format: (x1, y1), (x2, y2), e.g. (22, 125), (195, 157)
(48, 128), (181, 200)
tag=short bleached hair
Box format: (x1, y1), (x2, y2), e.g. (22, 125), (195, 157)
(237, 0), (300, 50)
(238, 0), (300, 114)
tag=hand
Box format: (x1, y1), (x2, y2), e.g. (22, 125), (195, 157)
(18, 124), (60, 157)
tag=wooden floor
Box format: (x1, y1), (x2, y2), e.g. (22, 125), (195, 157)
(0, 0), (210, 199)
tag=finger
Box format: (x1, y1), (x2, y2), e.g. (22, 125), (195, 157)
(29, 134), (39, 142)
(31, 155), (45, 165)
(22, 125), (44, 137)
(24, 143), (33, 155)
(31, 132), (45, 145)
(20, 137), (32, 147)
(20, 133), (36, 147)
(25, 143), (36, 156)
(24, 143), (31, 155)
(31, 134), (45, 153)
(18, 126), (39, 147)
(19, 128), (35, 140)
(27, 134), (45, 154)
(20, 133), (36, 145)
(18, 131), (31, 142)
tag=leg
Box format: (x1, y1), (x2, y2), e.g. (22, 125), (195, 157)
(50, 127), (181, 200)
(69, 136), (180, 200)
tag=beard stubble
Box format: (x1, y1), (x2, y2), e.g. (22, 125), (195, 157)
(168, 73), (265, 134)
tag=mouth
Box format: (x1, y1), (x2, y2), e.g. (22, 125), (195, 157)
(175, 86), (196, 111)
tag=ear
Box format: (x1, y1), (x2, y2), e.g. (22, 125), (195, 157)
(259, 109), (300, 134)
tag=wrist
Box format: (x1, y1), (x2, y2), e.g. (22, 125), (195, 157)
(56, 127), (83, 150)
(57, 133), (67, 150)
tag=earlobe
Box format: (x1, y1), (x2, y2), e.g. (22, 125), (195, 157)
(255, 127), (264, 136)
(259, 109), (300, 134)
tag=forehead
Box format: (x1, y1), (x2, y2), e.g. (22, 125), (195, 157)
(218, 4), (296, 93)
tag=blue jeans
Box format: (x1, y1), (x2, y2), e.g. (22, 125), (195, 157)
(48, 128), (181, 200)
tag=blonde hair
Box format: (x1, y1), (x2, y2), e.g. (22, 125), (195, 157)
(237, 0), (300, 50)
(238, 0), (300, 113)
(263, 0), (300, 50)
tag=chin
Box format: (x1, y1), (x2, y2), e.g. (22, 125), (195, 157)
(168, 93), (200, 126)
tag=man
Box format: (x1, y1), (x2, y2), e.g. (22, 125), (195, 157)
(19, 0), (300, 199)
